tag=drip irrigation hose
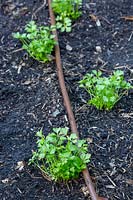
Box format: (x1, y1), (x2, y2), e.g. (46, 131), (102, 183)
(48, 1), (108, 200)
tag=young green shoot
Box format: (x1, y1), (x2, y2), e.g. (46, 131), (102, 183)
(52, 0), (82, 32)
(79, 70), (132, 110)
(13, 21), (56, 63)
(29, 127), (91, 181)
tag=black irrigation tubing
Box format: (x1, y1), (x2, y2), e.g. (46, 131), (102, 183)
(48, 1), (108, 200)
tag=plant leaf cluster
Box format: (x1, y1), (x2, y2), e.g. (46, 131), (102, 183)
(29, 128), (91, 181)
(52, 0), (82, 32)
(13, 21), (56, 62)
(79, 70), (132, 110)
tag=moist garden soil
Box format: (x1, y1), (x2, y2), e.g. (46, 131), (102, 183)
(0, 0), (133, 200)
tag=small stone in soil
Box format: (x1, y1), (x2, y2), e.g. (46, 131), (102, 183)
(66, 44), (72, 51)
(52, 109), (60, 117)
(96, 46), (102, 53)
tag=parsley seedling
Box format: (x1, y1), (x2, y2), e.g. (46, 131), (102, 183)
(29, 128), (91, 181)
(52, 0), (82, 32)
(13, 21), (56, 62)
(79, 70), (132, 110)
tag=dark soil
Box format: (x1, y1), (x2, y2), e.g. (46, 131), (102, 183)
(0, 0), (133, 200)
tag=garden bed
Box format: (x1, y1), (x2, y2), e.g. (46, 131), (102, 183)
(0, 0), (132, 199)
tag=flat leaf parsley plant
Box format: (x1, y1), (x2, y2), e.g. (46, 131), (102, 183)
(13, 21), (56, 63)
(79, 70), (132, 110)
(29, 128), (91, 181)
(52, 0), (82, 32)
